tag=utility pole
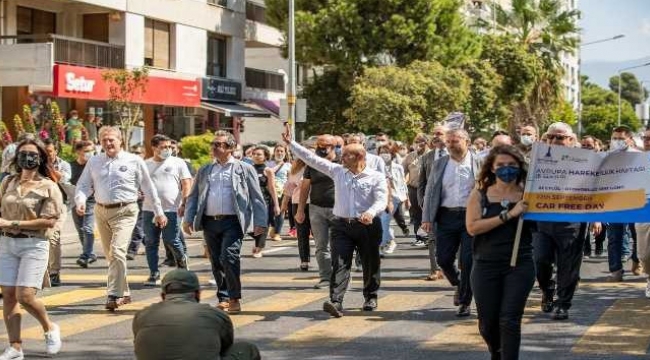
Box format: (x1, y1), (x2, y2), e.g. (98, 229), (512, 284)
(287, 0), (296, 141)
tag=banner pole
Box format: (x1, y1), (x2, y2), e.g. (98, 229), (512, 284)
(510, 217), (524, 267)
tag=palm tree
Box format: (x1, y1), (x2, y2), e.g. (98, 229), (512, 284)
(492, 0), (580, 128)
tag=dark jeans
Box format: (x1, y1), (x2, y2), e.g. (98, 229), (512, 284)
(471, 258), (535, 360)
(392, 203), (407, 230)
(274, 195), (285, 233)
(584, 223), (606, 256)
(330, 217), (382, 303)
(203, 216), (244, 301)
(533, 222), (585, 310)
(128, 200), (145, 254)
(292, 203), (311, 263)
(288, 201), (296, 230)
(407, 186), (423, 238)
(143, 211), (185, 274)
(607, 223), (629, 273)
(436, 208), (473, 306)
(71, 198), (96, 260)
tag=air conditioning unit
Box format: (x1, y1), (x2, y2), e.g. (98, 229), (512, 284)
(184, 107), (200, 116)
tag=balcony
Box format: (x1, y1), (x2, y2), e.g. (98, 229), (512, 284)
(0, 34), (125, 69)
(245, 67), (285, 92)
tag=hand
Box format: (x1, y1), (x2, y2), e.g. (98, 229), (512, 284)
(155, 215), (168, 228)
(253, 226), (266, 237)
(274, 205), (281, 216)
(182, 222), (194, 235)
(177, 204), (186, 218)
(282, 124), (292, 144)
(0, 218), (11, 228)
(404, 199), (411, 210)
(359, 212), (374, 225)
(592, 222), (603, 236)
(387, 201), (395, 214)
(509, 200), (529, 218)
(421, 222), (432, 233)
(295, 210), (305, 224)
(76, 204), (86, 216)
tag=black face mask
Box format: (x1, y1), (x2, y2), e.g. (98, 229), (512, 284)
(17, 151), (40, 170)
(315, 147), (330, 157)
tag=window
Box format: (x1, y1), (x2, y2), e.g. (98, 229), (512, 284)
(17, 6), (56, 36)
(207, 35), (227, 78)
(246, 2), (267, 24)
(144, 18), (171, 69)
(207, 0), (228, 7)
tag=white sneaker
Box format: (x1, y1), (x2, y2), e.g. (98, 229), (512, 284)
(645, 279), (650, 299)
(385, 240), (397, 254)
(0, 347), (23, 360)
(44, 323), (62, 355)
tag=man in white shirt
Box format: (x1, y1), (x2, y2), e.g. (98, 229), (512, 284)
(142, 135), (193, 286)
(421, 129), (482, 317)
(75, 126), (167, 311)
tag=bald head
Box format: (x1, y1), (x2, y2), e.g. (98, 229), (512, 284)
(341, 143), (366, 170)
(316, 134), (335, 147)
(491, 134), (513, 147)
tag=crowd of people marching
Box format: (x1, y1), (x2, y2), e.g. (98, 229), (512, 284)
(0, 120), (649, 360)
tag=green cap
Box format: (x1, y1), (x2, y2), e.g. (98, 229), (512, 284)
(161, 269), (200, 294)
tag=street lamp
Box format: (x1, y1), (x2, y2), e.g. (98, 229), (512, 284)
(287, 0), (296, 141)
(617, 62), (650, 126)
(581, 34), (625, 47)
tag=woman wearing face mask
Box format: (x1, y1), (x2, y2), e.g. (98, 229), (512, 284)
(250, 146), (281, 258)
(269, 145), (292, 241)
(465, 145), (534, 360)
(0, 139), (64, 359)
(377, 142), (408, 254)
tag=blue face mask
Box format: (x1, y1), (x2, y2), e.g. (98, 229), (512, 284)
(495, 166), (520, 183)
(334, 145), (342, 158)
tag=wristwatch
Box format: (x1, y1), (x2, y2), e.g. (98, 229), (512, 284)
(499, 210), (510, 223)
(11, 221), (19, 228)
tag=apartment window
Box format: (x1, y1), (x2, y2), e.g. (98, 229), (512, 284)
(246, 2), (267, 24)
(144, 18), (171, 69)
(207, 35), (227, 78)
(17, 6), (56, 36)
(207, 0), (228, 7)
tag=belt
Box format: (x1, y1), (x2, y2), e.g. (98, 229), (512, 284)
(441, 207), (466, 212)
(203, 214), (238, 221)
(1, 232), (33, 238)
(96, 201), (136, 209)
(335, 217), (359, 224)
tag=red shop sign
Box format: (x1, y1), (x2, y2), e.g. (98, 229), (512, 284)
(52, 64), (200, 107)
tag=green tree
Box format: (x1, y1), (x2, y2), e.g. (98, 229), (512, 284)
(460, 60), (508, 133)
(548, 99), (577, 127)
(609, 72), (647, 107)
(298, 69), (354, 135)
(102, 67), (149, 148)
(345, 61), (470, 140)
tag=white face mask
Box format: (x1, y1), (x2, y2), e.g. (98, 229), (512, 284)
(275, 155), (285, 162)
(160, 149), (172, 159)
(380, 153), (392, 163)
(610, 139), (628, 151)
(398, 150), (407, 157)
(520, 135), (534, 146)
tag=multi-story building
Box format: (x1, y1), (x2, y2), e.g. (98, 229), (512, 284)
(0, 0), (284, 147)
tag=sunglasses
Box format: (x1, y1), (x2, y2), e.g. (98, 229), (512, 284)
(547, 134), (570, 141)
(211, 141), (230, 149)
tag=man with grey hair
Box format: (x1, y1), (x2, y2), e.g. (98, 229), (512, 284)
(421, 128), (482, 316)
(76, 126), (167, 311)
(533, 122), (587, 321)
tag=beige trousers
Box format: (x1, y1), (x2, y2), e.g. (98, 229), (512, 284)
(47, 229), (61, 274)
(634, 223), (650, 277)
(95, 202), (139, 297)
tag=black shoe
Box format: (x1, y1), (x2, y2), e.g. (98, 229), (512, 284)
(362, 298), (378, 311)
(552, 307), (569, 320)
(161, 258), (176, 267)
(453, 287), (460, 306)
(176, 255), (188, 270)
(144, 271), (161, 287)
(541, 290), (555, 313)
(50, 273), (61, 287)
(88, 255), (98, 264)
(126, 252), (136, 261)
(400, 226), (410, 236)
(313, 280), (330, 289)
(456, 304), (471, 317)
(76, 257), (89, 268)
(323, 301), (344, 318)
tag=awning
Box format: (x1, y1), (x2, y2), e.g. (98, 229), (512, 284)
(250, 98), (280, 116)
(200, 101), (272, 118)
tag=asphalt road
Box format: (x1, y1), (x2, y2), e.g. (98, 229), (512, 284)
(1, 213), (649, 360)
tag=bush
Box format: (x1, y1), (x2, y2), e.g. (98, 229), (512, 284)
(180, 131), (213, 170)
(60, 143), (75, 163)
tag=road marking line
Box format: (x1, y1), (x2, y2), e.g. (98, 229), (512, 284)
(0, 289), (107, 311)
(232, 292), (326, 328)
(274, 293), (438, 347)
(572, 298), (650, 355)
(420, 300), (538, 351)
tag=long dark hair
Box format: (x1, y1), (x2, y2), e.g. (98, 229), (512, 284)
(12, 139), (57, 181)
(477, 145), (526, 191)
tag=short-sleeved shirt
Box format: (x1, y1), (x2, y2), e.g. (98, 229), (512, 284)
(143, 157), (192, 213)
(304, 164), (335, 208)
(0, 175), (64, 238)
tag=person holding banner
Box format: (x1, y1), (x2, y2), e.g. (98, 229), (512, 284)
(466, 145), (534, 360)
(532, 122), (588, 320)
(635, 129), (650, 298)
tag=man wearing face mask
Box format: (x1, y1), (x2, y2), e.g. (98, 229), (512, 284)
(70, 141), (98, 268)
(334, 136), (344, 158)
(142, 135), (192, 286)
(518, 125), (538, 162)
(296, 134), (338, 289)
(403, 134), (431, 249)
(283, 126), (387, 317)
(605, 126), (641, 282)
(533, 122), (588, 320)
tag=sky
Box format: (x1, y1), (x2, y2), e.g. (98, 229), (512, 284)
(580, 0), (650, 63)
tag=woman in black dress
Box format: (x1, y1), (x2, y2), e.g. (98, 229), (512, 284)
(466, 145), (534, 360)
(250, 146), (280, 258)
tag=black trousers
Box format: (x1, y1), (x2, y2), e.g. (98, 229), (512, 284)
(583, 223), (606, 256)
(393, 204), (407, 230)
(436, 208), (473, 305)
(533, 222), (585, 310)
(407, 186), (423, 239)
(330, 217), (382, 303)
(471, 258), (535, 360)
(292, 203), (311, 263)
